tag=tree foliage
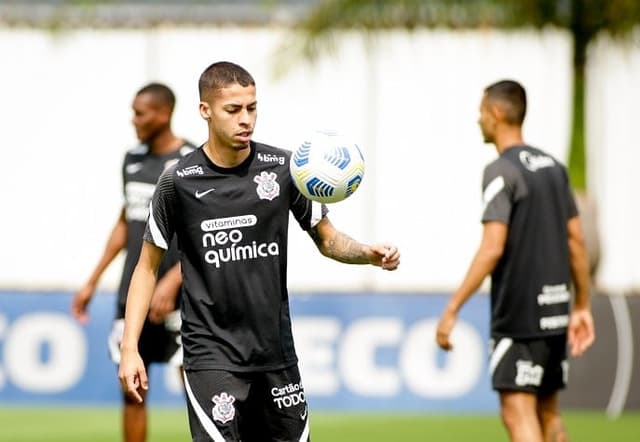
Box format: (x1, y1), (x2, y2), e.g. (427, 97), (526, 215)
(287, 0), (640, 189)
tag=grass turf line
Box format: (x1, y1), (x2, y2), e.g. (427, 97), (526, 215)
(0, 408), (638, 441)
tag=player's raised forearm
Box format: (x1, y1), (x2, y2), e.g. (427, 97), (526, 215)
(310, 218), (399, 267)
(316, 229), (371, 264)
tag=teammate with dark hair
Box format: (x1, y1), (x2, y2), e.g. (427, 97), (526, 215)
(436, 79), (595, 442)
(72, 82), (195, 442)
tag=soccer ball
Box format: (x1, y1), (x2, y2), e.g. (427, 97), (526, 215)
(289, 130), (365, 204)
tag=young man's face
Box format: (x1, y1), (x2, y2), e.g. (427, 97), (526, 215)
(478, 93), (497, 144)
(201, 83), (257, 151)
(131, 93), (170, 143)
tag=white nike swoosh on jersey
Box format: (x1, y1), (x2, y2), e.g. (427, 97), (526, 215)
(195, 188), (216, 198)
(300, 406), (308, 420)
(126, 163), (144, 174)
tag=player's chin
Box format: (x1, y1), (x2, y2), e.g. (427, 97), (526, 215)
(231, 141), (251, 150)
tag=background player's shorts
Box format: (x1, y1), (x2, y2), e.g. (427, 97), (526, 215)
(489, 334), (568, 396)
(108, 309), (182, 367)
(183, 365), (310, 442)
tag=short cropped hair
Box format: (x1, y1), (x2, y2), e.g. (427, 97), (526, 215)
(485, 80), (527, 125)
(136, 83), (176, 112)
(198, 61), (255, 101)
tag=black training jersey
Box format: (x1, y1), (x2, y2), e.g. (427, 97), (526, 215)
(118, 141), (196, 317)
(143, 142), (328, 371)
(481, 145), (578, 339)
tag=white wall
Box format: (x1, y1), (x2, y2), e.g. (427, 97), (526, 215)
(0, 27), (580, 291)
(587, 35), (640, 293)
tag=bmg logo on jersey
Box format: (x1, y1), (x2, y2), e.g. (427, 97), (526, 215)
(176, 165), (204, 177)
(271, 382), (306, 409)
(200, 215), (279, 268)
(257, 152), (285, 165)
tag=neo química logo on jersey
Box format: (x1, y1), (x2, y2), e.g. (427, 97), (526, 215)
(200, 215), (279, 268)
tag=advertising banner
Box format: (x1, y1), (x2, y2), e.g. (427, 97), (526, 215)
(1, 291), (637, 412)
(0, 291), (495, 411)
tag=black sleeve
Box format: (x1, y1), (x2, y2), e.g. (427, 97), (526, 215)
(481, 158), (526, 224)
(289, 181), (329, 230)
(143, 167), (178, 249)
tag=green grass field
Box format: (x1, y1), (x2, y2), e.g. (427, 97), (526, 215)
(0, 408), (638, 441)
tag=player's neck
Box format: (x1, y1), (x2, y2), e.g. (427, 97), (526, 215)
(148, 129), (182, 155)
(494, 127), (524, 154)
(203, 140), (251, 168)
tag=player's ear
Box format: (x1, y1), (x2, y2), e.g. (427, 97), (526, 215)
(490, 103), (505, 122)
(199, 102), (212, 121)
(159, 109), (171, 125)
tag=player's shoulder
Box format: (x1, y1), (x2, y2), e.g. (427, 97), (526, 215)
(165, 145), (208, 180)
(253, 140), (289, 153)
(156, 154), (194, 191)
(505, 145), (566, 175)
(251, 141), (291, 171)
(123, 143), (149, 160)
(483, 152), (523, 188)
(179, 140), (199, 156)
(506, 144), (555, 164)
(253, 141), (292, 160)
(484, 154), (518, 176)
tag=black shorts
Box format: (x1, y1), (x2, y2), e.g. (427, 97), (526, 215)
(489, 334), (568, 396)
(183, 365), (310, 442)
(109, 310), (182, 367)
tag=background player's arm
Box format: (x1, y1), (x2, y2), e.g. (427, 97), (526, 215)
(118, 240), (165, 403)
(148, 262), (182, 324)
(71, 208), (128, 323)
(567, 215), (595, 356)
(308, 216), (400, 270)
(436, 221), (508, 351)
(568, 216), (590, 309)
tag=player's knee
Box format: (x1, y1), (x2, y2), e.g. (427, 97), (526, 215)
(500, 405), (519, 431)
(540, 414), (567, 442)
(500, 397), (533, 433)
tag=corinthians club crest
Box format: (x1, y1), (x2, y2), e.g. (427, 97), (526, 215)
(254, 171), (280, 201)
(212, 392), (236, 424)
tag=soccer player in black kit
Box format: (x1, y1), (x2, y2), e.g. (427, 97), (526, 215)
(72, 83), (195, 442)
(436, 80), (595, 442)
(118, 61), (401, 442)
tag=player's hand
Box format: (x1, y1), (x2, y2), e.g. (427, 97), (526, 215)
(118, 349), (148, 403)
(71, 283), (95, 324)
(436, 308), (457, 351)
(148, 282), (177, 324)
(568, 307), (595, 357)
(369, 243), (400, 271)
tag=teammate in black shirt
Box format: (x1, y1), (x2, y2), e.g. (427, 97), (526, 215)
(118, 62), (400, 442)
(72, 83), (194, 442)
(436, 80), (595, 441)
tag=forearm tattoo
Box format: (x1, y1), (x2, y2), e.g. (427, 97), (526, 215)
(309, 226), (369, 264)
